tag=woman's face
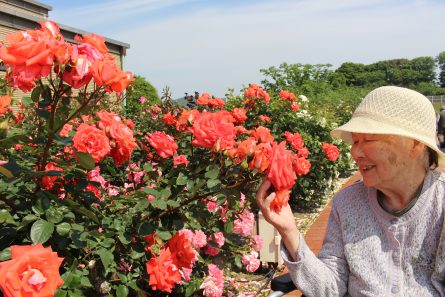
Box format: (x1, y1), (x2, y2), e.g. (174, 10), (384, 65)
(350, 133), (413, 190)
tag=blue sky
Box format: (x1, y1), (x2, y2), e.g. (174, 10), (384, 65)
(42, 0), (445, 99)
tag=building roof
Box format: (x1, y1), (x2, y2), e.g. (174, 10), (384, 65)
(0, 0), (129, 55)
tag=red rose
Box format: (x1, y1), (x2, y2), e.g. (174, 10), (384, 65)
(292, 156), (311, 176)
(108, 122), (137, 166)
(207, 98), (225, 109)
(96, 110), (121, 130)
(173, 155), (189, 168)
(41, 162), (64, 191)
(162, 112), (177, 126)
(244, 84), (270, 104)
(190, 111), (236, 151)
(322, 142), (339, 161)
(231, 108), (247, 124)
(91, 59), (134, 93)
(197, 93), (210, 105)
(270, 189), (291, 213)
(250, 126), (274, 144)
(266, 141), (297, 212)
(284, 131), (304, 151)
(279, 90), (297, 101)
(146, 249), (181, 293)
(146, 131), (178, 158)
(167, 233), (196, 269)
(249, 143), (272, 173)
(0, 244), (64, 297)
(74, 33), (108, 54)
(72, 123), (111, 163)
(0, 95), (12, 115)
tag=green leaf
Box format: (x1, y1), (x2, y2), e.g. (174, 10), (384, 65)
(30, 219), (54, 244)
(205, 165), (220, 179)
(62, 199), (100, 224)
(56, 222), (71, 236)
(0, 209), (18, 225)
(54, 290), (67, 297)
(234, 254), (242, 269)
(118, 232), (132, 244)
(207, 179), (221, 188)
(116, 285), (129, 297)
(46, 208), (64, 224)
(0, 165), (13, 178)
(76, 152), (95, 170)
(185, 280), (201, 297)
(150, 199), (167, 210)
(130, 250), (145, 259)
(156, 230), (171, 240)
(0, 247), (11, 261)
(176, 172), (188, 185)
(138, 222), (154, 236)
(31, 86), (41, 102)
(35, 108), (50, 119)
(98, 248), (114, 270)
(100, 238), (115, 248)
(224, 221), (234, 233)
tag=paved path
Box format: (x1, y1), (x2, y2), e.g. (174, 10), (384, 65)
(281, 171), (362, 297)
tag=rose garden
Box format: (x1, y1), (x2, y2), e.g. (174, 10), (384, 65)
(0, 21), (355, 296)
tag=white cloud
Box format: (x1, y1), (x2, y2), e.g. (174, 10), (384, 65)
(49, 0), (445, 98)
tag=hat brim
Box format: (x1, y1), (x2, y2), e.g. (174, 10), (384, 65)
(331, 116), (445, 167)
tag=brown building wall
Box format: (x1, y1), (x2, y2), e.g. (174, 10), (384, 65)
(0, 1), (129, 111)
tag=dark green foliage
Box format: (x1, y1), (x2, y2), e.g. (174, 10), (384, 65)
(124, 75), (160, 115)
(437, 51), (445, 88)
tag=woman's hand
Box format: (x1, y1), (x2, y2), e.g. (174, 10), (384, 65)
(256, 177), (301, 260)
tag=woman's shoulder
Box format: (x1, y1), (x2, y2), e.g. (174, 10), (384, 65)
(332, 178), (368, 209)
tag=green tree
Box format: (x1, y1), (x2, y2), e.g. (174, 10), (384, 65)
(335, 62), (366, 86)
(124, 75), (160, 114)
(437, 51), (445, 88)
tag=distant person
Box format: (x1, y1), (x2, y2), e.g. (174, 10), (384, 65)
(256, 86), (445, 296)
(437, 105), (445, 147)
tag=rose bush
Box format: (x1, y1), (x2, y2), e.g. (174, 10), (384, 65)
(0, 21), (352, 296)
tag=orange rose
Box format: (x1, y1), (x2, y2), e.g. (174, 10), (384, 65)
(108, 122), (137, 166)
(322, 142), (339, 162)
(72, 123), (111, 163)
(167, 233), (196, 269)
(269, 189), (291, 213)
(292, 156), (311, 176)
(250, 126), (274, 143)
(190, 111), (236, 150)
(231, 108), (247, 124)
(75, 33), (108, 54)
(91, 59), (134, 93)
(0, 95), (12, 115)
(41, 162), (64, 191)
(96, 110), (121, 130)
(279, 90), (297, 101)
(249, 143), (272, 173)
(146, 131), (178, 158)
(266, 141), (296, 212)
(0, 243), (64, 297)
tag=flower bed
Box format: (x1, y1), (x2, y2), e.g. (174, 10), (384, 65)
(0, 21), (353, 296)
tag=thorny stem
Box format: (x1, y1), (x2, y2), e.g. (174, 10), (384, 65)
(39, 79), (104, 174)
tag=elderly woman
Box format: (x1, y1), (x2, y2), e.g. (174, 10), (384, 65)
(257, 86), (445, 296)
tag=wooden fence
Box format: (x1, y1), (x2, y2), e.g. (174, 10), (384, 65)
(427, 96), (445, 103)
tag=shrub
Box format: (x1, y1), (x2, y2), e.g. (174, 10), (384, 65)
(0, 21), (353, 296)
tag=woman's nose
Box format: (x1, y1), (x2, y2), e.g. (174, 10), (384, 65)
(350, 142), (363, 161)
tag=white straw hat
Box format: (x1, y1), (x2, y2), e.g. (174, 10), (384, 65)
(331, 86), (445, 167)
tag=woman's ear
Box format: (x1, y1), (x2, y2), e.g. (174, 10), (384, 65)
(409, 140), (425, 159)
